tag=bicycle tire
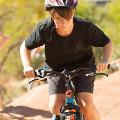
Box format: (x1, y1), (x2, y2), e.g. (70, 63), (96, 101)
(60, 113), (84, 120)
(75, 112), (85, 120)
(60, 115), (65, 120)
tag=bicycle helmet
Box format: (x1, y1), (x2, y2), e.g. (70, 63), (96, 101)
(45, 0), (78, 10)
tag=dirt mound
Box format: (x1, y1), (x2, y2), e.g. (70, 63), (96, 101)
(1, 85), (51, 120)
(1, 71), (120, 120)
(94, 71), (120, 120)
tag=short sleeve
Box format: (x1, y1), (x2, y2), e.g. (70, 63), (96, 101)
(87, 22), (110, 47)
(25, 23), (46, 50)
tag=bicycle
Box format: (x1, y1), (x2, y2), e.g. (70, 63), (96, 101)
(28, 67), (109, 120)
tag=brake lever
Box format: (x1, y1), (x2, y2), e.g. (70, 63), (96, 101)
(95, 73), (108, 77)
(28, 78), (39, 84)
(86, 72), (108, 77)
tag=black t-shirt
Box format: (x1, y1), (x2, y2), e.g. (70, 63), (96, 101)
(25, 17), (110, 71)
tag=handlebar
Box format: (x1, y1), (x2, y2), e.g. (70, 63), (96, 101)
(35, 66), (110, 78)
(28, 64), (110, 85)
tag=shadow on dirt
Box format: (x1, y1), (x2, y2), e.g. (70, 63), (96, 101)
(2, 105), (52, 119)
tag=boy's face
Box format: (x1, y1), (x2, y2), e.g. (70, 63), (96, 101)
(52, 12), (73, 30)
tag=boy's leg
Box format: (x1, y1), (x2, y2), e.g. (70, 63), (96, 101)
(74, 75), (101, 120)
(78, 92), (101, 120)
(47, 75), (66, 119)
(49, 94), (65, 115)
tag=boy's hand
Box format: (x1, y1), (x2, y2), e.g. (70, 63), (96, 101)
(97, 60), (109, 72)
(23, 66), (35, 77)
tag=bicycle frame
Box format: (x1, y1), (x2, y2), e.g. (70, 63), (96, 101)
(28, 67), (109, 120)
(58, 70), (84, 120)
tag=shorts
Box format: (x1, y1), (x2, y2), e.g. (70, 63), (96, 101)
(47, 74), (95, 95)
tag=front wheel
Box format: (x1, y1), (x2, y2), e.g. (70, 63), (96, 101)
(60, 113), (85, 120)
(73, 112), (85, 120)
(60, 115), (65, 120)
(75, 112), (84, 120)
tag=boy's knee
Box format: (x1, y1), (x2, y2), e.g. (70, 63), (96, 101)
(49, 104), (61, 115)
(81, 102), (96, 116)
(49, 94), (65, 114)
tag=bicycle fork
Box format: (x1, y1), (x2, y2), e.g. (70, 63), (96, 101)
(60, 89), (81, 120)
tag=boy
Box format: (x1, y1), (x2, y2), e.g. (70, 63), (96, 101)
(20, 0), (112, 120)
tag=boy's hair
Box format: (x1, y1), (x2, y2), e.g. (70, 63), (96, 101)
(49, 7), (74, 20)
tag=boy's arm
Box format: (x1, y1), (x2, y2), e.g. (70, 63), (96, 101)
(97, 41), (113, 72)
(20, 41), (35, 77)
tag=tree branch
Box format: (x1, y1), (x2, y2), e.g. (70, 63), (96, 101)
(0, 41), (22, 72)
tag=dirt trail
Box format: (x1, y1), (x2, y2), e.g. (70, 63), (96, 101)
(0, 71), (120, 120)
